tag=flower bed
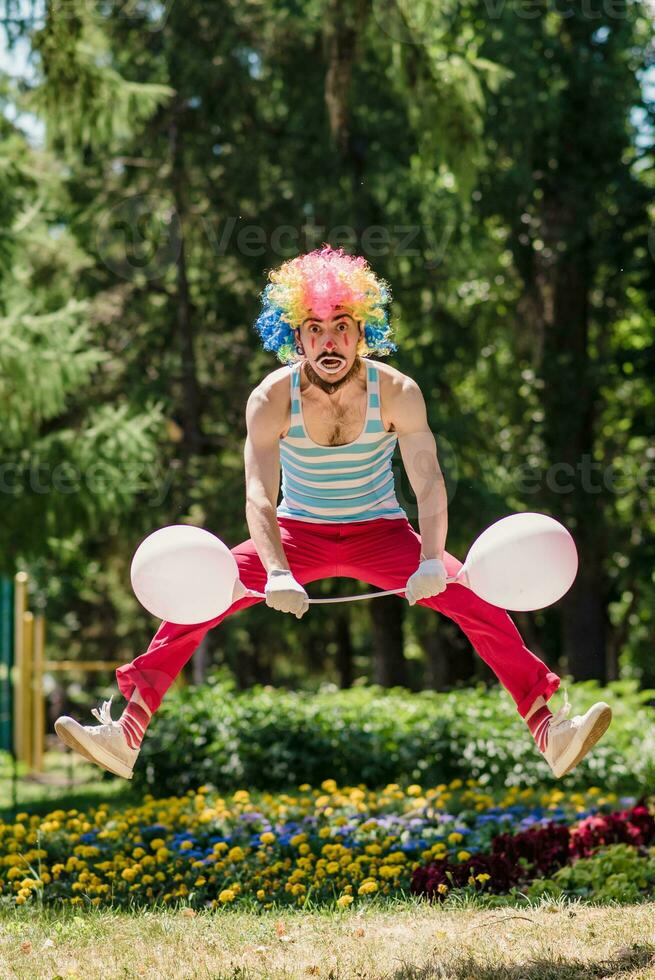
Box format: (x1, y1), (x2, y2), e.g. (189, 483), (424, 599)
(0, 780), (650, 910)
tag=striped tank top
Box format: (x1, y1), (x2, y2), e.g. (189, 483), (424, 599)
(277, 360), (408, 523)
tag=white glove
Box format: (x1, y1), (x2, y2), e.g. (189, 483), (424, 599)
(405, 558), (447, 606)
(265, 569), (309, 619)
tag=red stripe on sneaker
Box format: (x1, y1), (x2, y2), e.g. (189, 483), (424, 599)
(534, 717), (551, 752)
(125, 702), (151, 728)
(527, 704), (553, 753)
(119, 718), (141, 749)
(118, 701), (152, 749)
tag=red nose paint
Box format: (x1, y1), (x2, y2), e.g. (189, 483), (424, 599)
(343, 335), (350, 347)
(310, 337), (316, 351)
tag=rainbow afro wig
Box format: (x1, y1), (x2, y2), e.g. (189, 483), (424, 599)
(254, 245), (397, 364)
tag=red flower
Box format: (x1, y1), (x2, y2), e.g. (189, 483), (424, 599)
(411, 802), (655, 901)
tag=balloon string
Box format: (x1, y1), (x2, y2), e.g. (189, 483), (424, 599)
(245, 575), (462, 605)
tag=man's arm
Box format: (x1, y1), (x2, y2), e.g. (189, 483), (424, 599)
(244, 385), (290, 573)
(392, 377), (448, 560)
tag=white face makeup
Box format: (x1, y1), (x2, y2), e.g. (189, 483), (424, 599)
(295, 310), (362, 379)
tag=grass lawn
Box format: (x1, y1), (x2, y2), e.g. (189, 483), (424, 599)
(2, 900), (655, 979)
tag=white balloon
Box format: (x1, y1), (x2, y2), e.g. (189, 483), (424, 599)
(461, 512), (578, 611)
(130, 525), (239, 624)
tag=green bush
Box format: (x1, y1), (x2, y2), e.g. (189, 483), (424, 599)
(527, 844), (655, 903)
(134, 677), (654, 796)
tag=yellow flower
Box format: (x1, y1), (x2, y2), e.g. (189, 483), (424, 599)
(256, 889), (265, 900)
(290, 834), (307, 847)
(457, 851), (471, 862)
(321, 779), (337, 793)
(448, 832), (463, 845)
(318, 827), (331, 839)
(378, 866), (398, 880)
(260, 832), (276, 845)
(326, 861), (340, 874)
(357, 880), (378, 896)
(194, 877), (206, 887)
(121, 868), (137, 882)
(213, 842), (228, 855)
(180, 841), (193, 851)
(337, 894), (354, 907)
(449, 779), (463, 789)
(232, 790), (249, 804)
(406, 784), (422, 796)
(437, 883), (448, 894)
(386, 851), (406, 864)
(150, 838), (166, 850)
(228, 847), (245, 862)
(219, 889), (235, 903)
(476, 873), (491, 883)
(298, 843), (310, 855)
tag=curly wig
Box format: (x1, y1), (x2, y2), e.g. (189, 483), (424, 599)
(253, 245), (397, 364)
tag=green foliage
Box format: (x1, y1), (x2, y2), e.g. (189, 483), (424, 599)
(0, 0), (653, 686)
(135, 678), (654, 796)
(26, 0), (174, 158)
(528, 844), (655, 905)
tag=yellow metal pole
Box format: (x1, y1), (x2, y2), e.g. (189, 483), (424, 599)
(43, 660), (124, 672)
(32, 614), (46, 773)
(22, 611), (34, 769)
(12, 572), (28, 763)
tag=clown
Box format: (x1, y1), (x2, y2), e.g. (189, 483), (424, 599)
(55, 246), (612, 781)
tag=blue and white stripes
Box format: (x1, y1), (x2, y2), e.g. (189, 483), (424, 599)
(277, 361), (407, 523)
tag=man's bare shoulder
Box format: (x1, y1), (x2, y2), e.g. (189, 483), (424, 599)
(246, 366), (292, 436)
(251, 365), (292, 400)
(371, 359), (418, 398)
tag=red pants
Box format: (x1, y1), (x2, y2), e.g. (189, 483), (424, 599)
(116, 516), (560, 717)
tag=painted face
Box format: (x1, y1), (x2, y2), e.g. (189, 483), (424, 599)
(295, 309), (363, 378)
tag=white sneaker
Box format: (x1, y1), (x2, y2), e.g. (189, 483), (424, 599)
(54, 697), (139, 780)
(541, 692), (612, 778)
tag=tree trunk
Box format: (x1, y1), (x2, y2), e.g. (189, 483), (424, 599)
(334, 612), (353, 688)
(519, 196), (609, 681)
(191, 634), (208, 686)
(560, 555), (607, 681)
(417, 619), (475, 690)
(370, 595), (407, 687)
(169, 106), (203, 463)
(323, 0), (367, 158)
